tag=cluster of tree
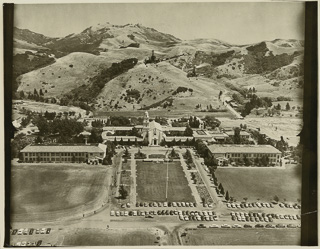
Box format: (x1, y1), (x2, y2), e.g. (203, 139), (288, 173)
(112, 128), (140, 138)
(112, 137), (143, 147)
(135, 149), (146, 159)
(172, 86), (193, 95)
(277, 96), (292, 101)
(232, 93), (245, 105)
(203, 115), (221, 129)
(102, 141), (116, 165)
(189, 116), (200, 128)
(91, 119), (105, 128)
(216, 183), (225, 196)
(12, 133), (34, 159)
(126, 89), (141, 100)
(183, 149), (193, 165)
(241, 94), (273, 117)
(168, 148), (179, 159)
(160, 137), (197, 147)
(154, 116), (168, 125)
(123, 147), (131, 159)
(195, 103), (202, 109)
(106, 116), (131, 126)
(119, 185), (128, 199)
(33, 115), (84, 142)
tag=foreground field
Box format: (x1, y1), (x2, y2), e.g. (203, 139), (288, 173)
(62, 228), (159, 246)
(215, 164), (301, 202)
(136, 161), (195, 202)
(182, 228), (300, 245)
(11, 164), (108, 220)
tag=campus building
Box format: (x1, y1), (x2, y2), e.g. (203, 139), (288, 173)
(20, 143), (107, 163)
(207, 144), (282, 164)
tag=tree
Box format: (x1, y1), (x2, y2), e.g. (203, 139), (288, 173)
(286, 102), (290, 111)
(39, 89), (44, 96)
(243, 155), (251, 166)
(184, 125), (193, 136)
(124, 147), (130, 158)
(219, 90), (223, 100)
(35, 136), (43, 144)
(273, 195), (279, 202)
(225, 191), (230, 201)
(220, 185), (225, 195)
(19, 90), (25, 99)
(234, 127), (241, 144)
(119, 185), (128, 199)
(276, 103), (281, 110)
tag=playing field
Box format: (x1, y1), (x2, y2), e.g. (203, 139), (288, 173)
(215, 164), (301, 202)
(182, 228), (300, 245)
(136, 161), (195, 202)
(62, 228), (158, 246)
(11, 164), (108, 220)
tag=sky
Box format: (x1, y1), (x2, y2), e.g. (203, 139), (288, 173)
(14, 2), (305, 45)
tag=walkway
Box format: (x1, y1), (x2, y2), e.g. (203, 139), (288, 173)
(178, 152), (202, 205)
(130, 153), (137, 205)
(189, 149), (221, 207)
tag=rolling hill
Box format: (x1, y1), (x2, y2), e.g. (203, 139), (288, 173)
(14, 22), (304, 112)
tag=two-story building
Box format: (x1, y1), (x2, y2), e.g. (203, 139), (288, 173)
(20, 143), (107, 163)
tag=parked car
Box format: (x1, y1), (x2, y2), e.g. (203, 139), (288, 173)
(244, 224), (253, 228)
(276, 224), (285, 228)
(12, 229), (17, 235)
(197, 224), (206, 228)
(287, 224), (296, 228)
(221, 224), (231, 228)
(209, 224), (219, 228)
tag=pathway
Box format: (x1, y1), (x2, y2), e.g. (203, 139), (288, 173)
(178, 152), (202, 205)
(189, 149), (221, 206)
(130, 153), (137, 205)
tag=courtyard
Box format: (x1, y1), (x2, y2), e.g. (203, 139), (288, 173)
(136, 161), (195, 203)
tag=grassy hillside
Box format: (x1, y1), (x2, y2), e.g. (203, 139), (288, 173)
(14, 24), (304, 113)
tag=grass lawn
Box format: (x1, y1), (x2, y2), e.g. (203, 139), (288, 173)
(122, 160), (131, 170)
(182, 228), (300, 245)
(62, 228), (158, 246)
(149, 154), (165, 159)
(136, 161), (195, 202)
(215, 164), (301, 202)
(11, 164), (108, 216)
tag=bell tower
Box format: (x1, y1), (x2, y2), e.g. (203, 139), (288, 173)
(143, 111), (149, 128)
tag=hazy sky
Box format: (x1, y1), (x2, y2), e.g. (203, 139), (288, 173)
(14, 2), (305, 45)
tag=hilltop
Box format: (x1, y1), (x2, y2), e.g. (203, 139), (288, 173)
(14, 23), (304, 113)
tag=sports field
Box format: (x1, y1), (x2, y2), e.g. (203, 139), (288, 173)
(62, 228), (158, 246)
(136, 161), (195, 202)
(182, 228), (300, 245)
(11, 164), (108, 220)
(215, 164), (301, 202)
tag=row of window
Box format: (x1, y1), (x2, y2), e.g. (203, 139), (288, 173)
(230, 153), (279, 158)
(24, 152), (103, 157)
(25, 158), (86, 162)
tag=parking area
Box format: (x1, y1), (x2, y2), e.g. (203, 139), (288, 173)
(10, 227), (52, 246)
